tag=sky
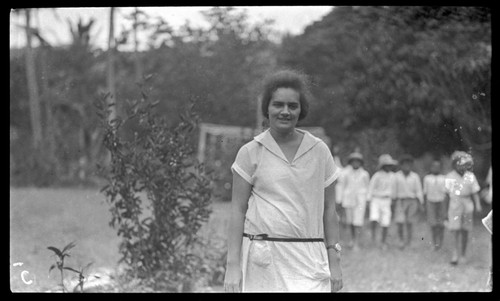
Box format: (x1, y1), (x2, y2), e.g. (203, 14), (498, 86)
(10, 6), (334, 49)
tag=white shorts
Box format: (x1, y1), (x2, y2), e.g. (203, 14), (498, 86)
(343, 202), (367, 227)
(369, 197), (392, 227)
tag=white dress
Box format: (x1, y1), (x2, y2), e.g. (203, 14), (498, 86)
(231, 129), (340, 292)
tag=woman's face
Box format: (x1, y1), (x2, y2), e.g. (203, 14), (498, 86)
(268, 88), (301, 133)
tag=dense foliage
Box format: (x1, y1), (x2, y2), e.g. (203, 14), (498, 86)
(10, 7), (276, 187)
(10, 6), (491, 185)
(278, 6), (491, 175)
(96, 80), (213, 291)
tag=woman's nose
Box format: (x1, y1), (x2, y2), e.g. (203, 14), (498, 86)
(281, 106), (290, 115)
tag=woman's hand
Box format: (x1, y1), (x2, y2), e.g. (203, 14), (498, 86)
(224, 263), (242, 293)
(330, 264), (343, 292)
(328, 252), (343, 292)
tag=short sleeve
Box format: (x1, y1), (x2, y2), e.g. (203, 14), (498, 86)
(324, 144), (341, 188)
(231, 145), (255, 185)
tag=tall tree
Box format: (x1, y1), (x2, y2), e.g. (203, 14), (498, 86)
(24, 9), (43, 151)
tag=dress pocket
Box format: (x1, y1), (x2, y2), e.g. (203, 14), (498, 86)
(313, 248), (331, 280)
(250, 241), (272, 268)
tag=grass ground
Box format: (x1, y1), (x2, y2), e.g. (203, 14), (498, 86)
(10, 187), (492, 292)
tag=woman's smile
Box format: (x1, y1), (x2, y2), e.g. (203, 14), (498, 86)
(268, 88), (301, 132)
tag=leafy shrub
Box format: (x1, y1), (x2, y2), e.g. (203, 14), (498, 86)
(96, 79), (213, 291)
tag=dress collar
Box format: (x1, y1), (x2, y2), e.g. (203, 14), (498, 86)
(254, 128), (321, 164)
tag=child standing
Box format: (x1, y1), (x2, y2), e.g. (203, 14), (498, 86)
(338, 152), (370, 251)
(423, 160), (447, 250)
(394, 154), (424, 249)
(367, 154), (397, 250)
(444, 151), (482, 265)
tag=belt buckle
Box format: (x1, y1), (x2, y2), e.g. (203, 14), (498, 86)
(249, 234), (267, 241)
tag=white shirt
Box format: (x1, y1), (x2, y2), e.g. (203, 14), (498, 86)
(367, 170), (396, 200)
(339, 167), (370, 208)
(445, 170), (480, 199)
(423, 174), (447, 202)
(394, 171), (424, 204)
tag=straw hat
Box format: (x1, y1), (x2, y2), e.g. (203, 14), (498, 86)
(377, 154), (397, 169)
(347, 152), (364, 164)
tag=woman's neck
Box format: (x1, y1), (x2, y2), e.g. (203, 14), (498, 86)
(270, 127), (297, 143)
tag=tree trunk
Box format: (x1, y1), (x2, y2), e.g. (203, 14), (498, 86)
(107, 7), (117, 125)
(40, 46), (60, 173)
(24, 9), (43, 151)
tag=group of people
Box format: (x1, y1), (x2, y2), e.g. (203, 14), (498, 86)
(224, 69), (491, 292)
(334, 149), (491, 266)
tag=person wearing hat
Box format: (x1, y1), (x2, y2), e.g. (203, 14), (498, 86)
(367, 154), (398, 250)
(394, 154), (424, 250)
(444, 151), (482, 265)
(337, 152), (370, 251)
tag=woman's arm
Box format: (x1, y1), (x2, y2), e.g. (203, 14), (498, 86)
(224, 172), (252, 292)
(324, 182), (343, 292)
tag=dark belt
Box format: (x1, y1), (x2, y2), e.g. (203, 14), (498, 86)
(243, 233), (324, 242)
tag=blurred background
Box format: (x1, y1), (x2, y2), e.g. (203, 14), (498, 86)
(10, 6), (491, 292)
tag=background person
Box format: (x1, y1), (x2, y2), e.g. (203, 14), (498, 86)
(394, 154), (424, 249)
(444, 151), (482, 265)
(423, 160), (447, 250)
(367, 154), (397, 250)
(338, 152), (370, 251)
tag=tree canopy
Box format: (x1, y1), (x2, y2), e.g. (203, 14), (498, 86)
(278, 6), (491, 161)
(10, 6), (491, 186)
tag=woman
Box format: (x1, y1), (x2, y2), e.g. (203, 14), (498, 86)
(224, 70), (343, 292)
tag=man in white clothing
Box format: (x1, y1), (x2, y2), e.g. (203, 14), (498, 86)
(394, 154), (424, 249)
(423, 160), (447, 250)
(338, 152), (370, 251)
(367, 154), (398, 250)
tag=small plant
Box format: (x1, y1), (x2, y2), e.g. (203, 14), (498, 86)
(47, 241), (95, 292)
(63, 262), (95, 292)
(48, 241), (75, 292)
